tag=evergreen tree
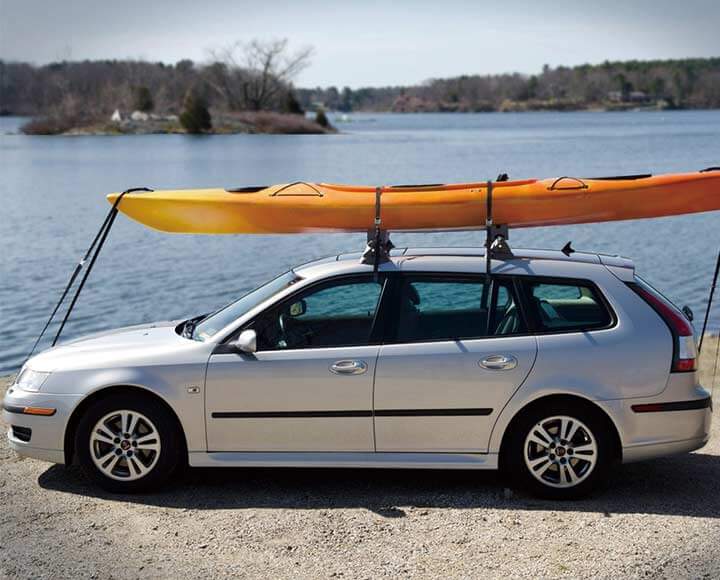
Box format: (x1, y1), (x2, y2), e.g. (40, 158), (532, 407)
(315, 107), (330, 128)
(179, 90), (212, 133)
(284, 90), (304, 115)
(133, 86), (154, 112)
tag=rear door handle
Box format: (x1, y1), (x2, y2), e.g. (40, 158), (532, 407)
(479, 354), (518, 370)
(330, 360), (368, 375)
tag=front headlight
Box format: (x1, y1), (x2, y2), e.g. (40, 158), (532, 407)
(15, 368), (51, 392)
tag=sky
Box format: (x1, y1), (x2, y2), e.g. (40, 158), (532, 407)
(1, 0), (719, 88)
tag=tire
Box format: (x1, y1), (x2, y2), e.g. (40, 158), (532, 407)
(75, 394), (183, 493)
(503, 402), (616, 499)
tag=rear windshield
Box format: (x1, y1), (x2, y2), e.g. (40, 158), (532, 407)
(522, 279), (612, 332)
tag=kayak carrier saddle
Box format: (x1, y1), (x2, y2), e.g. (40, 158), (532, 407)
(361, 176), (514, 276)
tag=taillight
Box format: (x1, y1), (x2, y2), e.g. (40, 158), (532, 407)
(630, 282), (697, 373)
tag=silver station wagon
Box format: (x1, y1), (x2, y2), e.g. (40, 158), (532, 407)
(3, 247), (712, 498)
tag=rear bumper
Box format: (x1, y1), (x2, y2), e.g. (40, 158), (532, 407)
(622, 434), (709, 463)
(597, 382), (712, 464)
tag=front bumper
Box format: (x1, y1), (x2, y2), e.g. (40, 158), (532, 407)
(2, 384), (83, 465)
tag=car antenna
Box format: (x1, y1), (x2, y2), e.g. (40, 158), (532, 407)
(24, 187), (153, 363)
(561, 241), (575, 256)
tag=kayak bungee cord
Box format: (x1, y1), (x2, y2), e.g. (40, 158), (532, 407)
(24, 187), (153, 363)
(25, 204), (116, 359)
(699, 249), (720, 353)
(699, 250), (720, 399)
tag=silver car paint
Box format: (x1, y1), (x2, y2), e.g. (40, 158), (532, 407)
(2, 247), (711, 470)
(206, 345), (379, 451)
(374, 335), (537, 452)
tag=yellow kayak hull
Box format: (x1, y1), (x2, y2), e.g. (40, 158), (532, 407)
(108, 171), (720, 234)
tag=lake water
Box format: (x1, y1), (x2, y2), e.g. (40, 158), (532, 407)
(1, 111), (719, 374)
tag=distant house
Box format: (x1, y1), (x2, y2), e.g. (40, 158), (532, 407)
(607, 90), (649, 103)
(629, 91), (648, 102)
(130, 110), (149, 122)
(110, 109), (122, 122)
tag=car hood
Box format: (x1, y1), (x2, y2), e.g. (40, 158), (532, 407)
(27, 321), (193, 372)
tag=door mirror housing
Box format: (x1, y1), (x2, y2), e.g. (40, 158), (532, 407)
(233, 329), (257, 354)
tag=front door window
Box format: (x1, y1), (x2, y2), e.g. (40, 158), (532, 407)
(254, 277), (384, 350)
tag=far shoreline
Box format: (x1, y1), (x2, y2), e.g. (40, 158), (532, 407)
(3, 107), (718, 137)
(17, 110), (336, 137)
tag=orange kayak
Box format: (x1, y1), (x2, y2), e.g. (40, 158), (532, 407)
(108, 170), (720, 234)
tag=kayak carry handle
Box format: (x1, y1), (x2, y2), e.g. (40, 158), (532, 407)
(548, 176), (588, 190)
(271, 181), (324, 196)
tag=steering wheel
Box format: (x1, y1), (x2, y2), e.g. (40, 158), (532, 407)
(277, 310), (313, 348)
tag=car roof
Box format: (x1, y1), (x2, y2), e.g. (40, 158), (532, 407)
(293, 246), (635, 281)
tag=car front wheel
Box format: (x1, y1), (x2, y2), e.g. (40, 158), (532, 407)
(504, 403), (615, 499)
(76, 394), (183, 493)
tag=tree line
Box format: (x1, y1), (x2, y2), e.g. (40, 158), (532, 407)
(0, 39), (312, 128)
(299, 58), (720, 112)
(2, 52), (720, 120)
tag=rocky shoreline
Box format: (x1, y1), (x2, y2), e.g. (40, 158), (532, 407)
(21, 111), (335, 136)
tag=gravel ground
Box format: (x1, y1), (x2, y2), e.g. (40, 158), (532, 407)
(1, 339), (719, 579)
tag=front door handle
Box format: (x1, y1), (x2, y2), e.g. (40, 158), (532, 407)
(479, 354), (518, 370)
(330, 360), (368, 375)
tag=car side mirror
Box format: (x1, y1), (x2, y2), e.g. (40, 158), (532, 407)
(233, 329), (257, 354)
(288, 299), (307, 317)
(682, 305), (694, 322)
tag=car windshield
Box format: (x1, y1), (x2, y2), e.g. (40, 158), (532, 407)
(190, 271), (301, 341)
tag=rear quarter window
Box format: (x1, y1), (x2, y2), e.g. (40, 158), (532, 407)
(522, 280), (612, 332)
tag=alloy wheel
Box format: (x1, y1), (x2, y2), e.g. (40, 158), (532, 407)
(523, 415), (598, 489)
(89, 410), (161, 481)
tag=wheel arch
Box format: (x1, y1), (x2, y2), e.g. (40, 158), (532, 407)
(64, 384), (188, 465)
(497, 393), (623, 471)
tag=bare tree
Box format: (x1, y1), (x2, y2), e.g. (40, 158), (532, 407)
(207, 39), (313, 111)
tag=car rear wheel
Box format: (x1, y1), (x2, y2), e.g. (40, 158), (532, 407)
(76, 394), (183, 493)
(504, 403), (615, 499)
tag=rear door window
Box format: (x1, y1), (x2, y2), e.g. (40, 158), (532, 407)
(393, 276), (524, 342)
(523, 280), (611, 332)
